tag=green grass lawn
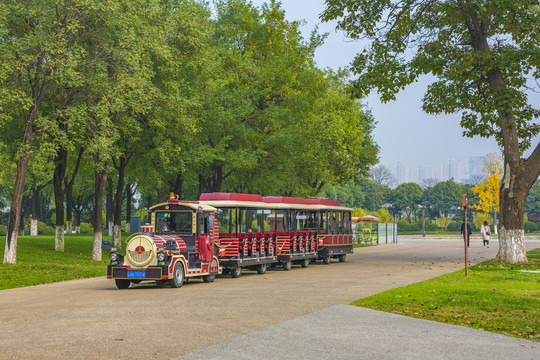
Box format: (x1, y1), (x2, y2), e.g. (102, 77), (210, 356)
(352, 248), (540, 342)
(0, 234), (122, 290)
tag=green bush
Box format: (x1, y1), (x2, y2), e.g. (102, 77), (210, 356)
(447, 221), (460, 232)
(37, 222), (55, 235)
(397, 220), (409, 232)
(0, 224), (6, 236)
(79, 223), (92, 234)
(426, 222), (439, 231)
(524, 221), (539, 233)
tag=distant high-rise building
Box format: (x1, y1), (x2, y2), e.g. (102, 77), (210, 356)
(418, 166), (433, 185)
(395, 162), (408, 185)
(469, 155), (487, 180)
(386, 154), (488, 186)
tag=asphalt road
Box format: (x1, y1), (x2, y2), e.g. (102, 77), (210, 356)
(1, 237), (538, 359)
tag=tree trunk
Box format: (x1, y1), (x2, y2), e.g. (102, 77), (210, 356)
(66, 178), (73, 235)
(106, 177), (113, 236)
(92, 163), (109, 261)
(157, 188), (165, 203)
(3, 152), (31, 264)
(113, 157), (126, 248)
(125, 183), (132, 233)
(496, 159), (536, 263)
(32, 189), (39, 220)
(53, 147), (67, 252)
(168, 174), (183, 199)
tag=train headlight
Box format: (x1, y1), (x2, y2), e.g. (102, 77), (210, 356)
(157, 251), (168, 263)
(109, 252), (119, 262)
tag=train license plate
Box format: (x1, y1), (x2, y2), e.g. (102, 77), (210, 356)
(127, 271), (145, 279)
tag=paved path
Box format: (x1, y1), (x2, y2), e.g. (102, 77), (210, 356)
(0, 237), (538, 359)
(176, 305), (539, 360)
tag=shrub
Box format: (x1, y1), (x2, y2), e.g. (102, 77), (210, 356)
(79, 223), (92, 234)
(37, 222), (55, 235)
(426, 222), (439, 231)
(447, 221), (460, 232)
(524, 221), (539, 233)
(410, 222), (421, 231)
(397, 220), (409, 232)
(0, 224), (6, 236)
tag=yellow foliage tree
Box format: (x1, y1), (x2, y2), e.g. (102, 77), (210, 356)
(472, 153), (502, 231)
(376, 208), (392, 223)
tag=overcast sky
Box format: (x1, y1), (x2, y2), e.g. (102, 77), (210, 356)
(248, 0), (539, 169)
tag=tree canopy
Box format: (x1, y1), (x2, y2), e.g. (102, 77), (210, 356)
(322, 0), (540, 263)
(1, 0), (379, 263)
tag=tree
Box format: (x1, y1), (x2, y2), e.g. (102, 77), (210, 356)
(1, 0), (98, 264)
(322, 1), (540, 263)
(194, 0), (377, 197)
(424, 179), (464, 219)
(391, 182), (423, 223)
(471, 153), (503, 233)
(370, 164), (395, 187)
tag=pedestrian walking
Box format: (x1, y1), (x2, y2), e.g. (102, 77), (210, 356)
(461, 221), (472, 247)
(481, 221), (491, 248)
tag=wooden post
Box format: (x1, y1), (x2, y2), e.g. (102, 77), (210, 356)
(422, 209), (425, 237)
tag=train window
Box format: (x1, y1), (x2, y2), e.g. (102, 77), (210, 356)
(296, 211), (307, 230)
(295, 211), (316, 230)
(320, 211), (328, 233)
(288, 211), (296, 231)
(215, 208), (237, 234)
(273, 210), (286, 232)
(258, 209), (271, 232)
(343, 212), (351, 233)
(155, 211), (192, 234)
(243, 208), (258, 233)
(238, 208), (246, 233)
(326, 211), (333, 233)
(306, 211), (317, 230)
(199, 214), (209, 235)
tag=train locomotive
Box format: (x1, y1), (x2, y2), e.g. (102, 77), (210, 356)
(104, 192), (353, 289)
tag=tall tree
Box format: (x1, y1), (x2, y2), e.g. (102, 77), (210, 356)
(424, 179), (464, 218)
(1, 0), (96, 264)
(322, 0), (540, 262)
(391, 182), (423, 223)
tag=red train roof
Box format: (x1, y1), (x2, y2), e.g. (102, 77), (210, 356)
(305, 198), (342, 206)
(199, 192), (263, 202)
(262, 196), (307, 205)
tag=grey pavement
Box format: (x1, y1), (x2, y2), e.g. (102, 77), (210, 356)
(176, 238), (540, 360)
(177, 304), (539, 360)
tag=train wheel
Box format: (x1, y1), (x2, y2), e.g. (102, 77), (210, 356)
(338, 254), (347, 263)
(301, 258), (309, 268)
(257, 263), (267, 274)
(115, 279), (130, 289)
(203, 272), (215, 283)
(323, 256), (331, 265)
(282, 260), (292, 271)
(231, 266), (241, 278)
(169, 262), (185, 288)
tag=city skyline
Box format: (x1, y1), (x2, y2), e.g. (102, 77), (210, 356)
(384, 153), (490, 187)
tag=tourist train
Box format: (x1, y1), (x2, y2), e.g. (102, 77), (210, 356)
(103, 192), (354, 289)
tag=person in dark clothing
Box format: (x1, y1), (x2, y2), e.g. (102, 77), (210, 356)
(461, 221), (472, 247)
